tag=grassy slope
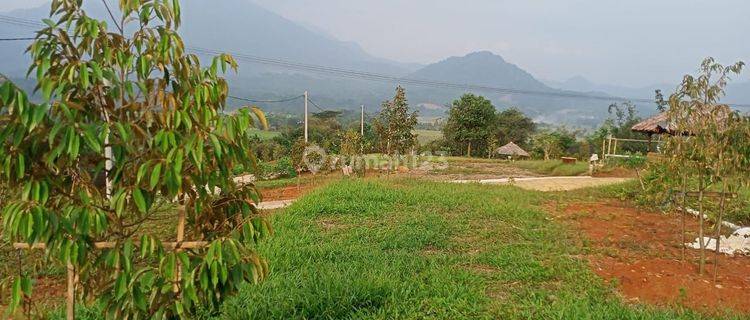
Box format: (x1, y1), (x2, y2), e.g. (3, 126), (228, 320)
(216, 178), (712, 319)
(248, 128), (281, 140)
(413, 129), (443, 145)
(514, 160), (590, 176)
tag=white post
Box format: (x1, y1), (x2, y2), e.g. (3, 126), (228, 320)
(304, 91), (308, 143)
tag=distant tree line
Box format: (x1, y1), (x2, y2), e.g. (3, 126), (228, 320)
(248, 87), (656, 171)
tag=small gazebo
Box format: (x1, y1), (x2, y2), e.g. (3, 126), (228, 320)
(631, 112), (671, 136)
(632, 105), (732, 136)
(495, 141), (530, 159)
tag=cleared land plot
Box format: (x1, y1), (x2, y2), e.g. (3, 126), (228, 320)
(550, 196), (750, 315)
(455, 176), (632, 191)
(415, 157), (590, 181)
(214, 179), (729, 319)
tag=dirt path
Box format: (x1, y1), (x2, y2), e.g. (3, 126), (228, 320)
(454, 176), (632, 191)
(554, 201), (750, 315)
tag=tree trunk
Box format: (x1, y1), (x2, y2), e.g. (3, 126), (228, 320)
(467, 142), (472, 157)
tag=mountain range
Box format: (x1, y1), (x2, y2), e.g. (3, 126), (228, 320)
(1, 0), (747, 128)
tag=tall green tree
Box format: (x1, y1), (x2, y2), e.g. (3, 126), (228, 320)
(495, 107), (535, 147)
(0, 0), (269, 318)
(589, 101), (647, 154)
(443, 93), (496, 157)
(373, 86), (417, 155)
(663, 57), (745, 276)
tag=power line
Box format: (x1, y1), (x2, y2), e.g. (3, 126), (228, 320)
(0, 37), (35, 41)
(2, 14), (749, 109)
(227, 94), (304, 103)
(100, 0), (123, 33)
(305, 97), (330, 113)
(0, 15), (44, 29)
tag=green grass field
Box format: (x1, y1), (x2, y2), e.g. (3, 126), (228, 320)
(210, 178), (717, 319)
(413, 129), (443, 145)
(248, 128), (282, 140)
(514, 159), (590, 176)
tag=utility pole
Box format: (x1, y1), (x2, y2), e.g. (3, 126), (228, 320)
(304, 90), (308, 143)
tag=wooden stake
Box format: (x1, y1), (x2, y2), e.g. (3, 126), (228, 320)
(174, 206), (186, 294)
(66, 261), (75, 320)
(714, 183), (727, 282)
(14, 241), (209, 250)
(698, 176), (706, 275)
(680, 174), (687, 261)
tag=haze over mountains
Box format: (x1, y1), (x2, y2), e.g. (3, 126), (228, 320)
(1, 0), (747, 127)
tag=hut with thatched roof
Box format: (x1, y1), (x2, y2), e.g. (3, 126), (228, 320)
(632, 105), (732, 136)
(631, 112), (671, 135)
(495, 141), (530, 159)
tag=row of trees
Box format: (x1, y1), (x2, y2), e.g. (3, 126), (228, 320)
(247, 86), (418, 169)
(438, 93), (655, 160)
(254, 88), (652, 167)
(442, 94), (536, 157)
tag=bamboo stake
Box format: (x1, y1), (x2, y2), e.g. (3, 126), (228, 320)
(66, 261), (75, 320)
(698, 175), (706, 275)
(13, 241), (209, 250)
(174, 206), (186, 294)
(680, 173), (687, 261)
(713, 183), (727, 282)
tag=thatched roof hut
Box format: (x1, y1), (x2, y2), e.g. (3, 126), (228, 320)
(631, 112), (671, 135)
(631, 105), (732, 136)
(495, 142), (530, 157)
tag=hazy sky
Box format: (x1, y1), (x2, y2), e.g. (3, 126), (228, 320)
(3, 0), (749, 87)
(253, 0), (750, 87)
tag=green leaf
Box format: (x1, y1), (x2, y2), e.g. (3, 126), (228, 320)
(80, 63), (90, 89)
(16, 154), (25, 179)
(150, 163), (162, 190)
(82, 125), (102, 153)
(115, 273), (127, 299)
(133, 188), (147, 214)
(137, 163), (149, 184)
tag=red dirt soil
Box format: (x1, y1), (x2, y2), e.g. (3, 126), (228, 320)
(557, 201), (750, 314)
(261, 185), (310, 201)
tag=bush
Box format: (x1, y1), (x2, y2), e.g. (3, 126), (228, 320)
(275, 157), (297, 178)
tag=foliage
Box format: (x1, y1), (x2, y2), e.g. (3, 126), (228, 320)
(530, 128), (577, 160)
(274, 157), (297, 179)
(589, 101), (649, 154)
(373, 86), (418, 156)
(443, 94), (496, 157)
(278, 114), (342, 155)
(0, 1), (270, 318)
(418, 138), (451, 155)
(486, 135), (499, 159)
(660, 57), (747, 275)
(339, 129), (363, 158)
(250, 136), (286, 162)
(577, 139), (591, 160)
(495, 107), (535, 148)
(290, 138), (309, 173)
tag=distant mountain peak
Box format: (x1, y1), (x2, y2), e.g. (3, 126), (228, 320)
(464, 50), (505, 60)
(409, 51), (549, 91)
